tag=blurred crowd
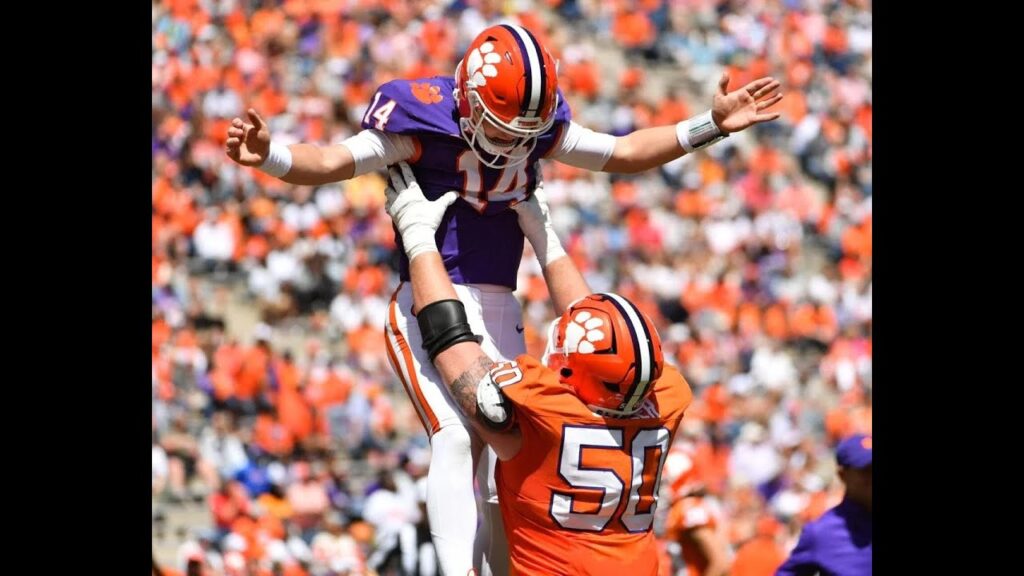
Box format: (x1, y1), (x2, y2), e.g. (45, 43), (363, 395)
(152, 0), (871, 574)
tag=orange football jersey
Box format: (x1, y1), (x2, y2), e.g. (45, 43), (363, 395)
(495, 355), (693, 575)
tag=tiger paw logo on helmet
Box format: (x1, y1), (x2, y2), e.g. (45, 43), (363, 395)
(563, 311), (608, 355)
(454, 24), (560, 169)
(465, 42), (502, 86)
(553, 293), (665, 417)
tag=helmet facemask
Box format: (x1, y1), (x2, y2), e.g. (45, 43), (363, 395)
(455, 59), (558, 170)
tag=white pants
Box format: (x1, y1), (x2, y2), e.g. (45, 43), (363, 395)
(384, 282), (524, 576)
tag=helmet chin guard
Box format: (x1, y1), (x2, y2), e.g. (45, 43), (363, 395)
(456, 80), (554, 169)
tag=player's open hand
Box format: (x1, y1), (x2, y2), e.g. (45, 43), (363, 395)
(226, 108), (272, 166)
(711, 73), (783, 134)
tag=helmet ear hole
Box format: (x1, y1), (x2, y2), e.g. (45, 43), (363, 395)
(602, 382), (618, 393)
(560, 368), (573, 379)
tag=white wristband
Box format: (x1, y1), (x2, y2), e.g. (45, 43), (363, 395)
(259, 141), (293, 178)
(676, 110), (727, 153)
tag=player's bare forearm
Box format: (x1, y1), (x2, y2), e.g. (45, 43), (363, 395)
(402, 242), (478, 403)
(434, 342), (524, 459)
(280, 143), (357, 185)
(408, 252), (458, 315)
(402, 204), (523, 457)
(441, 348), (495, 420)
(542, 255), (591, 314)
(603, 125), (685, 174)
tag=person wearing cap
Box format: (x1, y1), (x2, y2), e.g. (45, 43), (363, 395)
(776, 433), (872, 576)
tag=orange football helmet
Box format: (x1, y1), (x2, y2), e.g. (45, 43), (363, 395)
(454, 24), (560, 168)
(545, 293), (665, 416)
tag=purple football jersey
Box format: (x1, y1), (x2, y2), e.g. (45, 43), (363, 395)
(361, 77), (572, 289)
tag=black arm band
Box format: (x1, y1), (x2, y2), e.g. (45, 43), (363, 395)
(417, 299), (483, 362)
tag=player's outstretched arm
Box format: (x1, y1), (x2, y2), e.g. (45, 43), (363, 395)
(605, 73), (782, 173)
(554, 73), (782, 175)
(225, 108), (358, 184)
(512, 174), (590, 314)
(226, 108), (414, 186)
(385, 163), (524, 460)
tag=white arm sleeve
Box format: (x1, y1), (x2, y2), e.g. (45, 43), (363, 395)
(548, 121), (618, 171)
(340, 129), (416, 177)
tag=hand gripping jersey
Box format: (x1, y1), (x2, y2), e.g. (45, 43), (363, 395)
(361, 77), (572, 289)
(491, 355), (694, 575)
